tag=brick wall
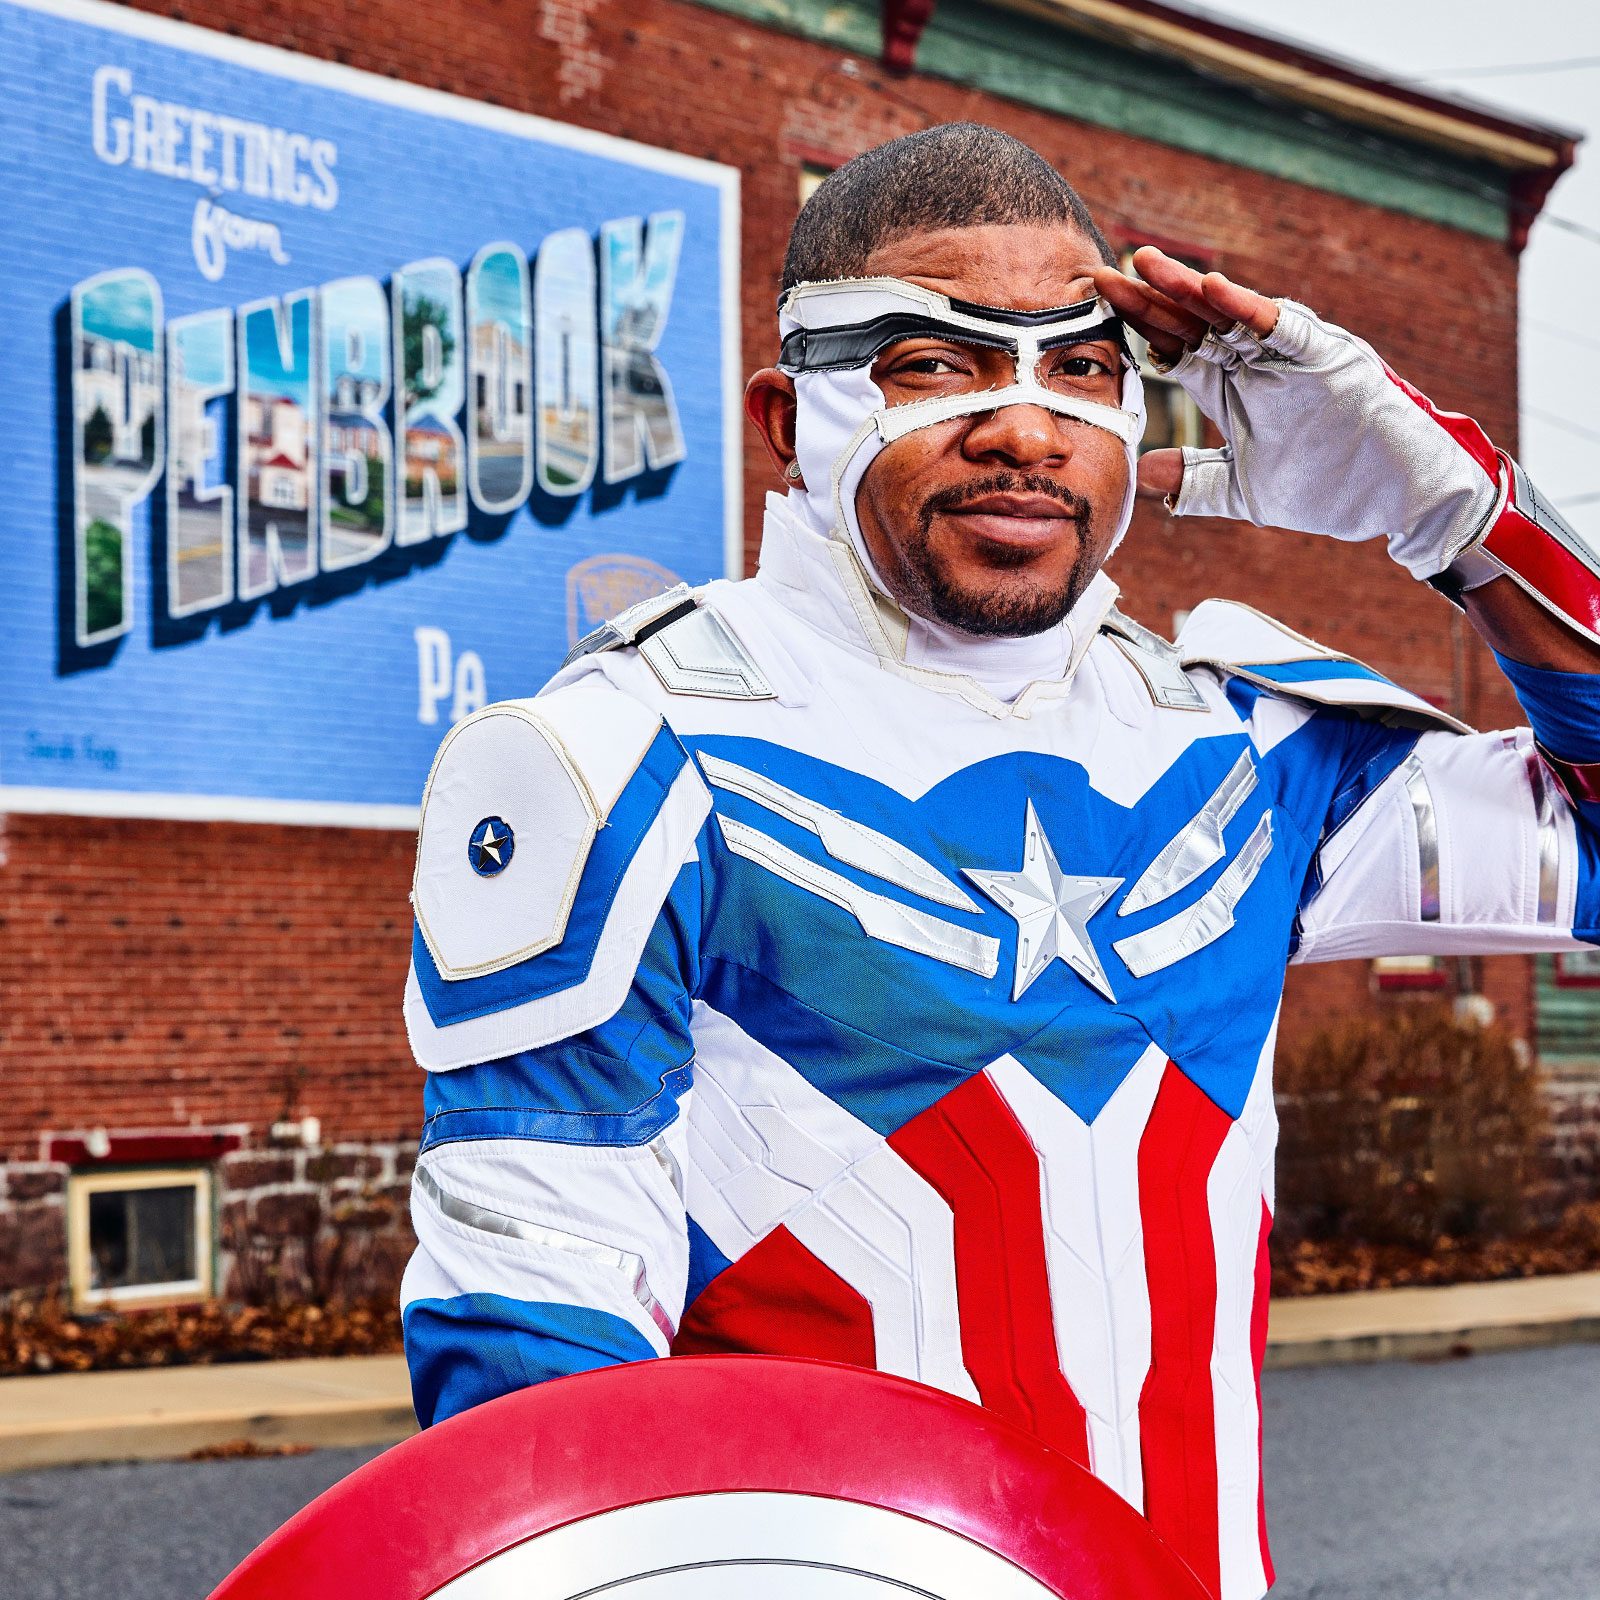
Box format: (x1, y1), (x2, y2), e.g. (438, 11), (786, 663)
(0, 815), (418, 1156)
(0, 0), (1580, 1292)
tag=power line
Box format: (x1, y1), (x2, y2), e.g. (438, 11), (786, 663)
(1556, 490), (1600, 508)
(1524, 405), (1600, 447)
(1542, 214), (1600, 247)
(1420, 56), (1600, 80)
(1525, 317), (1600, 354)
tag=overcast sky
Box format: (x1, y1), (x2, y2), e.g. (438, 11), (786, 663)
(1199, 0), (1600, 543)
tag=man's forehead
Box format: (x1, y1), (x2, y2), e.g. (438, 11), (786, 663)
(859, 221), (1105, 312)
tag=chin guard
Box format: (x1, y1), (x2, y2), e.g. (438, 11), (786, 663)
(776, 276), (1146, 580)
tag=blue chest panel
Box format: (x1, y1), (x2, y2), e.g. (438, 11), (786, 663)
(689, 730), (1326, 1129)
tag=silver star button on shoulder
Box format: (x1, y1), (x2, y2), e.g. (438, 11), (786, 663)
(965, 801), (1122, 1002)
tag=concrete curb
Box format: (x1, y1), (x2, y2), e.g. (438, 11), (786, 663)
(1264, 1269), (1600, 1369)
(3, 1273), (1598, 1472)
(0, 1354), (416, 1474)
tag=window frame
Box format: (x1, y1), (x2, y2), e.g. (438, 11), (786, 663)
(1553, 949), (1600, 990)
(1114, 242), (1208, 458)
(66, 1165), (214, 1312)
(1370, 953), (1449, 993)
(798, 162), (831, 207)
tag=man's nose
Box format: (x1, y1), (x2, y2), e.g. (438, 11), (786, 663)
(961, 401), (1073, 469)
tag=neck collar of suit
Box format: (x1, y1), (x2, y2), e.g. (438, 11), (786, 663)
(755, 490), (1119, 720)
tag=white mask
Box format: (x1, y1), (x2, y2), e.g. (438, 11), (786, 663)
(777, 276), (1146, 586)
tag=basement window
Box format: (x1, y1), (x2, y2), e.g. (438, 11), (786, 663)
(67, 1167), (213, 1311)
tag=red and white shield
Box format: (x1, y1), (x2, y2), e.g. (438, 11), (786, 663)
(210, 1356), (1209, 1598)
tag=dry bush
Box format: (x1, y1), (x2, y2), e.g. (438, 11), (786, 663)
(1274, 1002), (1548, 1250)
(0, 1290), (401, 1375)
(1272, 1201), (1600, 1296)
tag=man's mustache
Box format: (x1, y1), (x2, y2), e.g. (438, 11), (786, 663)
(918, 472), (1092, 531)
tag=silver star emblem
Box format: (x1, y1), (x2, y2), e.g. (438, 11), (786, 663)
(964, 801), (1123, 1002)
(473, 826), (505, 867)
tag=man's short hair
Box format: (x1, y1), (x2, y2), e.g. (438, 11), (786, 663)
(782, 123), (1114, 292)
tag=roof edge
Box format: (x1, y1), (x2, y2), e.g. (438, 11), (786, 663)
(1010, 0), (1579, 174)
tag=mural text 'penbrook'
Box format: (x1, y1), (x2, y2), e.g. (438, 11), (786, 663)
(2, 0), (739, 824)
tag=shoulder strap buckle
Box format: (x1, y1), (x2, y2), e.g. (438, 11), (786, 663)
(1102, 607), (1209, 711)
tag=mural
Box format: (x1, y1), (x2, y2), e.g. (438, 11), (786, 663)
(2, 0), (738, 821)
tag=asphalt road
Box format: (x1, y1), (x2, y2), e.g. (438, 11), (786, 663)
(1, 1345), (1595, 1599)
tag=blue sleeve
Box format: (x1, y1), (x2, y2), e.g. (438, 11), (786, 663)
(1494, 651), (1600, 840)
(403, 863), (704, 1427)
(401, 700), (711, 1428)
(1493, 650), (1600, 762)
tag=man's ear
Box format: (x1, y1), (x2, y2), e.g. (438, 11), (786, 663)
(744, 368), (803, 487)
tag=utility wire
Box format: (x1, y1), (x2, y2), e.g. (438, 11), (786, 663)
(1421, 56), (1600, 80)
(1556, 490), (1600, 508)
(1525, 405), (1600, 447)
(1543, 215), (1600, 247)
(1525, 317), (1600, 354)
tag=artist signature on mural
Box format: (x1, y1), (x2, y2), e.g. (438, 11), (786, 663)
(26, 731), (120, 771)
(191, 198), (290, 282)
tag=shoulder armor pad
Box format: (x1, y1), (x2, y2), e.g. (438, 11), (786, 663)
(406, 681), (712, 1071)
(1176, 599), (1471, 734)
(563, 585), (775, 702)
(1101, 607), (1209, 711)
(412, 684), (664, 981)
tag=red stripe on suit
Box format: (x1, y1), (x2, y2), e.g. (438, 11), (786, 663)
(888, 1070), (1093, 1469)
(1137, 1063), (1234, 1600)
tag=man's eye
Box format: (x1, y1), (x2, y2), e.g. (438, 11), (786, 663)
(1051, 354), (1114, 378)
(895, 354), (965, 376)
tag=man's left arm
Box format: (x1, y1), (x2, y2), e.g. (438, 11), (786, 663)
(1096, 247), (1600, 813)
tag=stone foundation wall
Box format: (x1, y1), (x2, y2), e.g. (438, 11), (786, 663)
(0, 1141), (417, 1302)
(0, 1164), (69, 1295)
(218, 1142), (416, 1304)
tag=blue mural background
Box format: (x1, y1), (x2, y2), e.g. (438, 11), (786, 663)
(0, 0), (737, 819)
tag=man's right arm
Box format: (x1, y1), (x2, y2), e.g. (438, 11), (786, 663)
(399, 680), (711, 1427)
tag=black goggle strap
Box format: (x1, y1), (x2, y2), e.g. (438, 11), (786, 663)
(779, 314), (1011, 373)
(778, 316), (1127, 375)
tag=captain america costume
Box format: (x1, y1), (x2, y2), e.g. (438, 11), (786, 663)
(399, 274), (1600, 1600)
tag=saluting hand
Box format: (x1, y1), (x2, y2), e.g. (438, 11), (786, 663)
(1091, 246), (1281, 504)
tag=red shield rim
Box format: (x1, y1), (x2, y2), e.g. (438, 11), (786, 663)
(209, 1355), (1209, 1599)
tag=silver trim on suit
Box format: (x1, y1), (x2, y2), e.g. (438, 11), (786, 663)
(638, 607), (776, 700)
(1518, 742), (1562, 925)
(414, 1163), (676, 1341)
(1120, 750), (1258, 916)
(1399, 754), (1442, 922)
(699, 753), (979, 911)
(716, 814), (1001, 978)
(560, 583), (695, 666)
(1113, 811), (1274, 978)
(1104, 610), (1209, 711)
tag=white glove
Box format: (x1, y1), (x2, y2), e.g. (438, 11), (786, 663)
(1159, 299), (1502, 581)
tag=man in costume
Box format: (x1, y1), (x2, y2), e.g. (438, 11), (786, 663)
(399, 125), (1600, 1599)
